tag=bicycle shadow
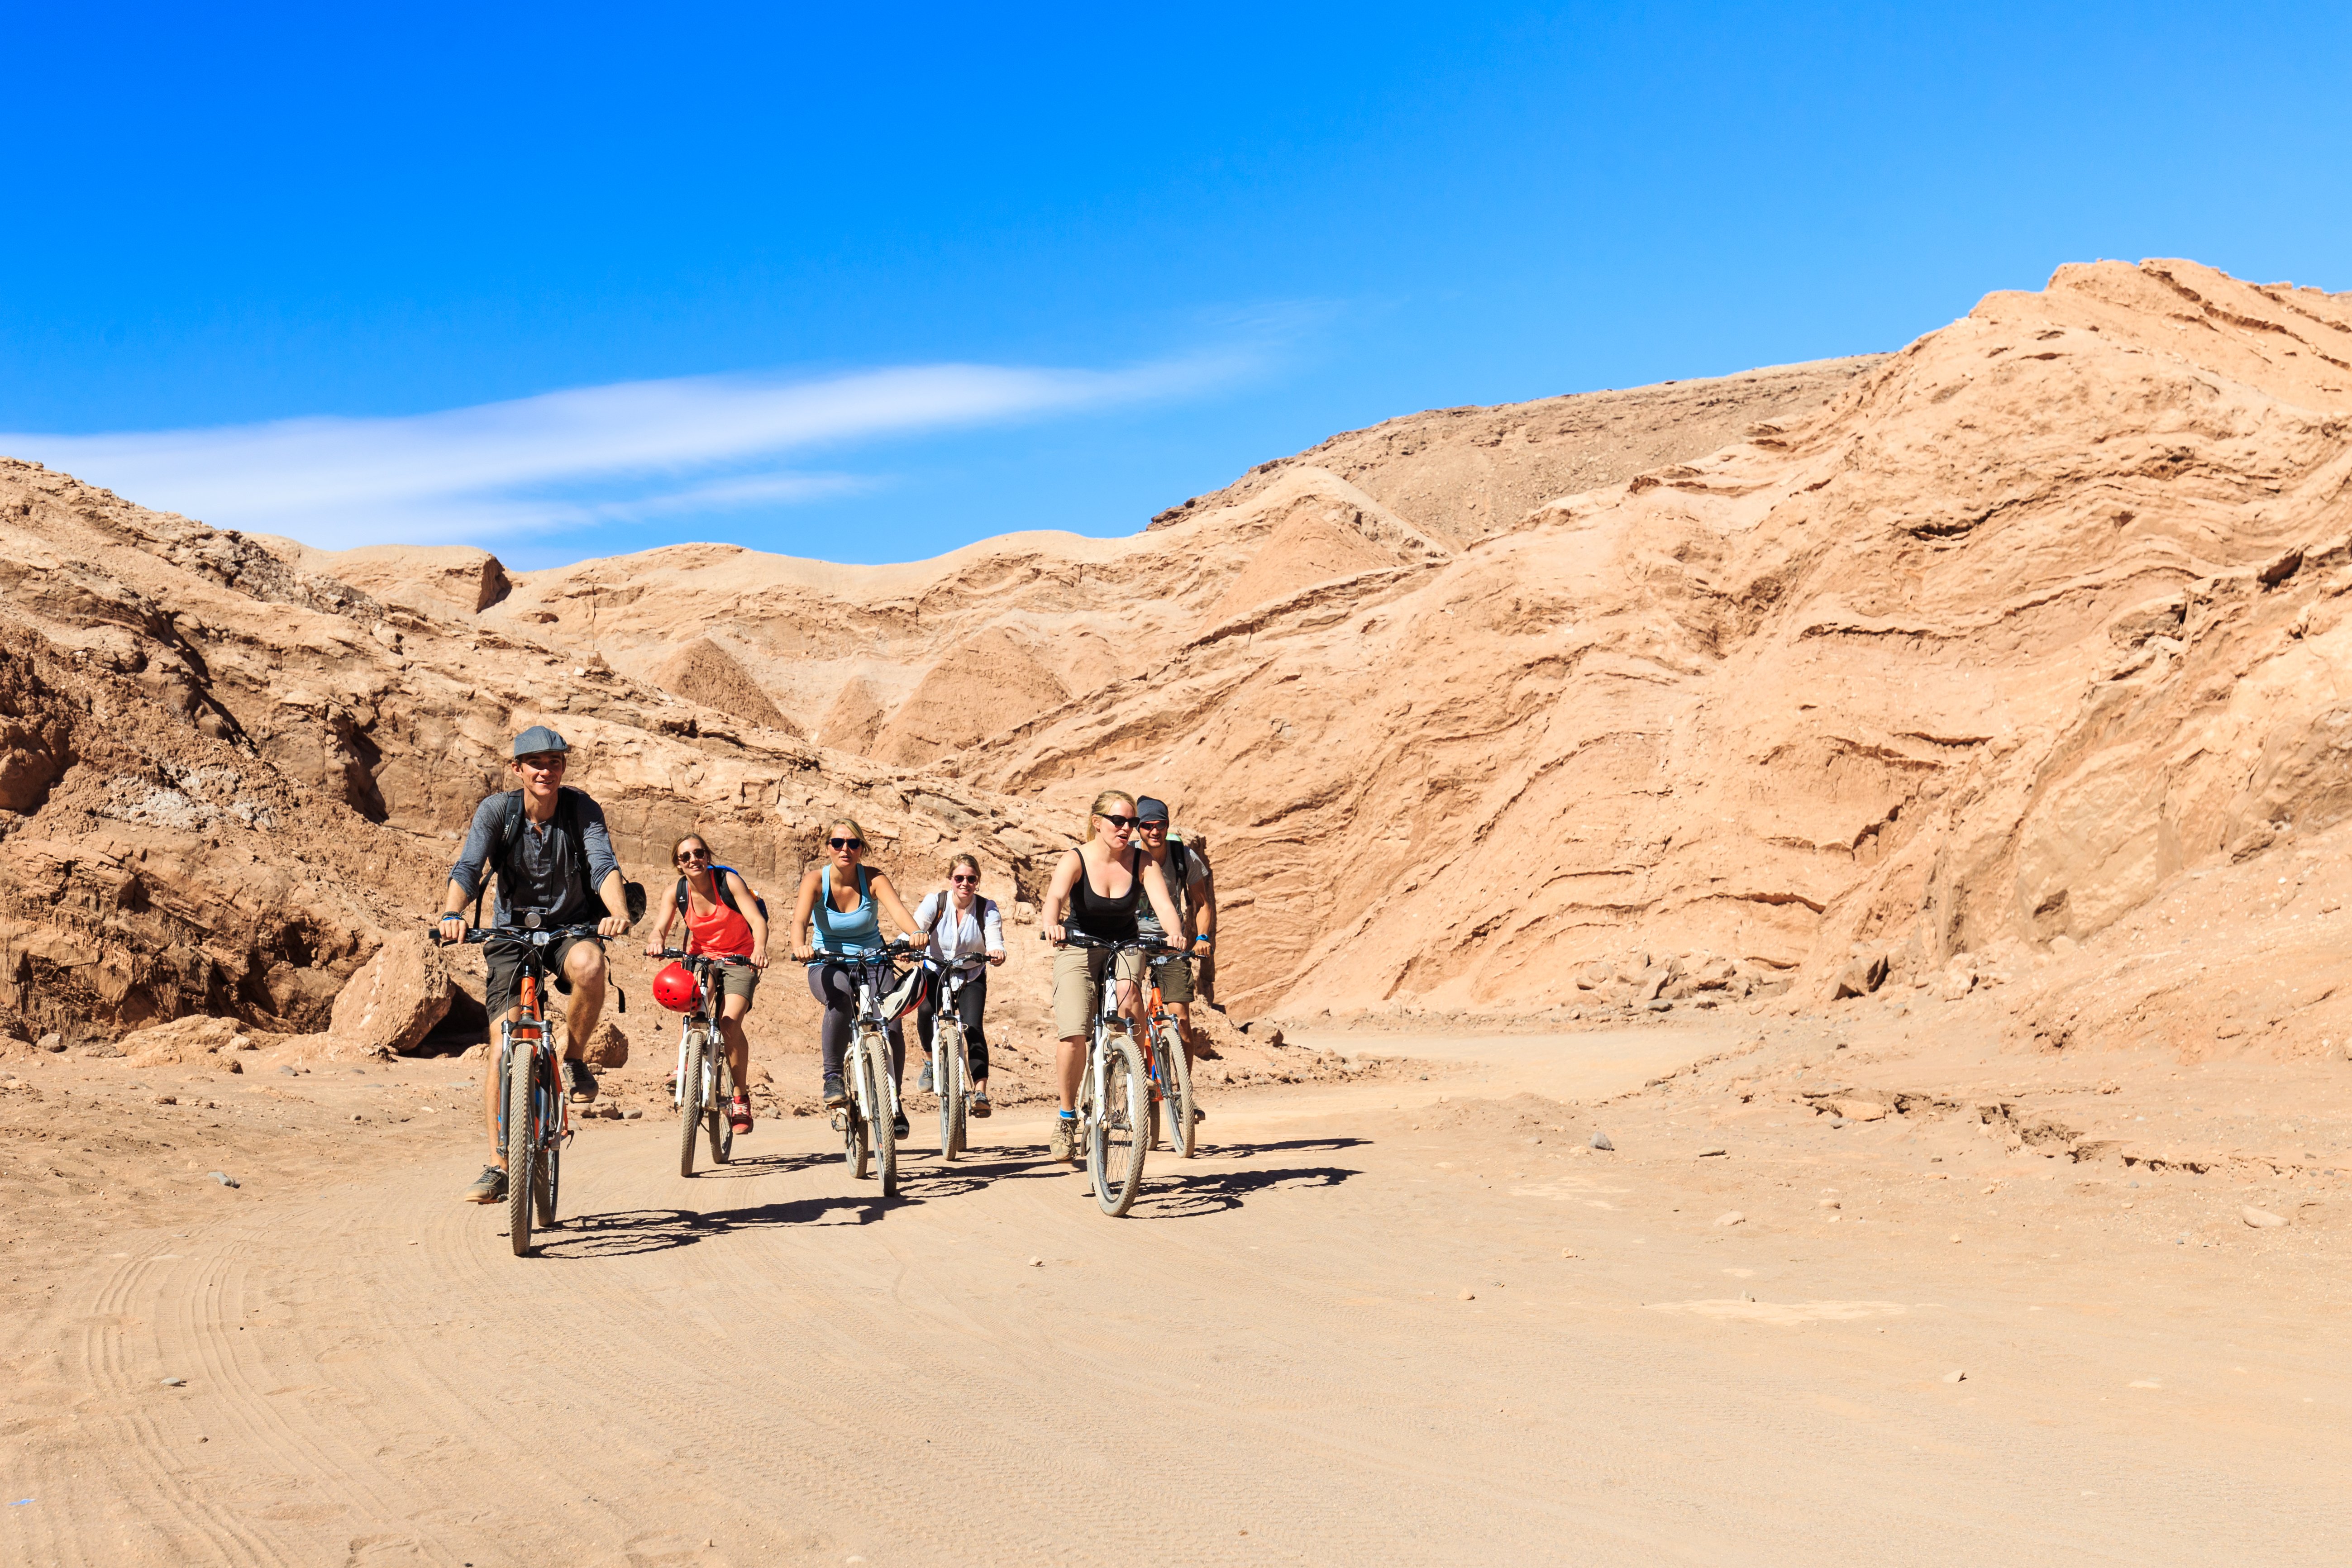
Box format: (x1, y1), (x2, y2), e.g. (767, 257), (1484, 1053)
(1183, 1136), (1370, 1162)
(526, 1194), (885, 1258)
(1132, 1163), (1362, 1219)
(677, 1151), (839, 1180)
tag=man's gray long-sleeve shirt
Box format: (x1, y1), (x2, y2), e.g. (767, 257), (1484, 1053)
(449, 787), (620, 926)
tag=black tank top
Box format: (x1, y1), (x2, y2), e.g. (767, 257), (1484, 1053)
(1067, 845), (1141, 940)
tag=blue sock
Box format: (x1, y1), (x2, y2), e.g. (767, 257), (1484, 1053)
(1058, 1109), (1077, 1120)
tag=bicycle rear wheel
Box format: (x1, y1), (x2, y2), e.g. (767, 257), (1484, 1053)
(506, 1032), (538, 1256)
(935, 1018), (965, 1161)
(1088, 1030), (1149, 1216)
(677, 1028), (706, 1178)
(866, 1029), (898, 1198)
(1156, 1020), (1196, 1158)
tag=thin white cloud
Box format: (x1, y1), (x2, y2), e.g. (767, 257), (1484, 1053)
(0, 350), (1249, 549)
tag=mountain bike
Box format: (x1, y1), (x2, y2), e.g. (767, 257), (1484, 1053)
(812, 943), (916, 1199)
(462, 920), (606, 1257)
(1057, 931), (1184, 1216)
(1143, 954), (1198, 1159)
(922, 955), (989, 1161)
(657, 948), (753, 1177)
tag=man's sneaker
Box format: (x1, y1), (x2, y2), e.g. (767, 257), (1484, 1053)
(462, 1165), (508, 1204)
(563, 1059), (598, 1102)
(916, 1060), (934, 1092)
(969, 1091), (992, 1119)
(822, 1072), (849, 1108)
(727, 1096), (754, 1134)
(892, 1111), (910, 1139)
(1048, 1115), (1078, 1162)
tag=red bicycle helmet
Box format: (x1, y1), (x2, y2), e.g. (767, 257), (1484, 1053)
(652, 960), (701, 1013)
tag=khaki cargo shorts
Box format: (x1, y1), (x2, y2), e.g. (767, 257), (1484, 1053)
(1148, 952), (1194, 1006)
(1053, 945), (1145, 1038)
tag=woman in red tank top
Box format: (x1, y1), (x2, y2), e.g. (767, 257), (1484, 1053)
(643, 834), (769, 1132)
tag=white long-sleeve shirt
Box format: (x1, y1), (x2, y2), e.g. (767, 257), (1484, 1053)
(914, 891), (1004, 962)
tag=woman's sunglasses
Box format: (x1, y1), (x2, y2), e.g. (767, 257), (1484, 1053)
(1098, 814), (1139, 830)
(676, 848), (708, 863)
(950, 873), (979, 885)
(829, 837), (865, 850)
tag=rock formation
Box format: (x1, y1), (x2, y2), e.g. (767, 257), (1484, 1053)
(9, 258), (2352, 1068)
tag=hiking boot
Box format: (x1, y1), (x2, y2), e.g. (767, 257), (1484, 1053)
(563, 1059), (598, 1102)
(916, 1059), (934, 1092)
(822, 1072), (848, 1108)
(462, 1164), (508, 1204)
(969, 1091), (992, 1119)
(1048, 1115), (1078, 1162)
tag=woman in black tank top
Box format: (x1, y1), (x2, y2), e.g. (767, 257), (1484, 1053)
(1065, 841), (1143, 941)
(1039, 789), (1188, 1160)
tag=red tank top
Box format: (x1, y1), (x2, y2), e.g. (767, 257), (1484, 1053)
(682, 876), (755, 957)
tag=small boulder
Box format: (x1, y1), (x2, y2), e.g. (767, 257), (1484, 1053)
(1590, 1131), (1615, 1152)
(38, 1032), (64, 1053)
(2241, 1206), (2289, 1229)
(328, 932), (453, 1057)
(580, 1019), (630, 1071)
(1833, 954), (1890, 1000)
(1713, 1211), (1745, 1227)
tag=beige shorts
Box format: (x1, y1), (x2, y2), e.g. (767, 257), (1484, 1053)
(1053, 945), (1145, 1039)
(1149, 953), (1194, 1006)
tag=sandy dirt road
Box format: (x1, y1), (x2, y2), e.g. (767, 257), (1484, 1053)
(5, 1018), (2348, 1567)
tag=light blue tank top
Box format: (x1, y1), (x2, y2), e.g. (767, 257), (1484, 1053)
(812, 864), (882, 954)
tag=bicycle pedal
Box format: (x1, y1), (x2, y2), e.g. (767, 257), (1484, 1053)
(829, 1110), (850, 1132)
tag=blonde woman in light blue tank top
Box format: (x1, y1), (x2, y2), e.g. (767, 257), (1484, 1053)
(788, 817), (925, 1111)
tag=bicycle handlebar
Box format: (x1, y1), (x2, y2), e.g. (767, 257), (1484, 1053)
(459, 923), (608, 948)
(655, 948), (754, 965)
(1043, 930), (1188, 957)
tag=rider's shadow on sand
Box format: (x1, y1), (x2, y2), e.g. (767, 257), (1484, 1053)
(526, 1195), (884, 1258)
(675, 1151), (840, 1180)
(1132, 1163), (1361, 1219)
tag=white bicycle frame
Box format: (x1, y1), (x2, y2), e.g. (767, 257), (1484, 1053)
(850, 964), (902, 1130)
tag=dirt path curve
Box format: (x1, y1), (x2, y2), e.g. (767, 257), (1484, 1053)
(4, 1021), (2342, 1565)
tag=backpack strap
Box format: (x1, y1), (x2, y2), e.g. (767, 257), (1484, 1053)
(480, 786), (587, 925)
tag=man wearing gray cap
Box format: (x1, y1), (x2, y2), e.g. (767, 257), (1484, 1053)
(1133, 796), (1216, 1064)
(438, 726), (633, 1205)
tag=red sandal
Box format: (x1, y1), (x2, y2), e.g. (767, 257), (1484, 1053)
(727, 1096), (754, 1134)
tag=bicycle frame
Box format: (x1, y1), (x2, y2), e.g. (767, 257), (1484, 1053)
(465, 920), (604, 1254)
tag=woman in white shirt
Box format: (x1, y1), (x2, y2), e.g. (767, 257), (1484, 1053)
(911, 853), (1007, 1117)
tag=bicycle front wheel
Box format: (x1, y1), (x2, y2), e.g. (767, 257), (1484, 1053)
(935, 1019), (965, 1162)
(506, 1034), (538, 1256)
(677, 1028), (706, 1178)
(1088, 1030), (1149, 1217)
(1156, 1020), (1196, 1158)
(707, 1049), (731, 1167)
(866, 1029), (898, 1199)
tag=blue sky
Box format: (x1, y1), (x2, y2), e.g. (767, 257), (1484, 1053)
(4, 4), (2347, 568)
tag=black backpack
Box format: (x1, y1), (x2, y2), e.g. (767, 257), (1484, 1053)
(674, 865), (770, 923)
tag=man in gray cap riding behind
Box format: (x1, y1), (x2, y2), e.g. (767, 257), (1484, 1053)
(1133, 796), (1216, 1068)
(438, 725), (635, 1204)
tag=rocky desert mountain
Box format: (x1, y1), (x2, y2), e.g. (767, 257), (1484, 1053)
(8, 258), (2352, 1076)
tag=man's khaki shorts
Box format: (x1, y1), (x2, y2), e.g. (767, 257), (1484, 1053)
(1149, 952), (1195, 1006)
(1053, 945), (1145, 1038)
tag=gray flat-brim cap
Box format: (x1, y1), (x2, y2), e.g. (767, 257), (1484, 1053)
(512, 724), (570, 758)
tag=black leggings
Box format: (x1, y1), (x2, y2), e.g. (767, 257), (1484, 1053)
(915, 973), (989, 1079)
(807, 963), (905, 1084)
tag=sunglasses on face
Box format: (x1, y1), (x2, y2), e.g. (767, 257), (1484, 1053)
(676, 848), (708, 863)
(1137, 822), (1166, 833)
(1099, 814), (1138, 830)
(950, 873), (979, 885)
(829, 837), (865, 850)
